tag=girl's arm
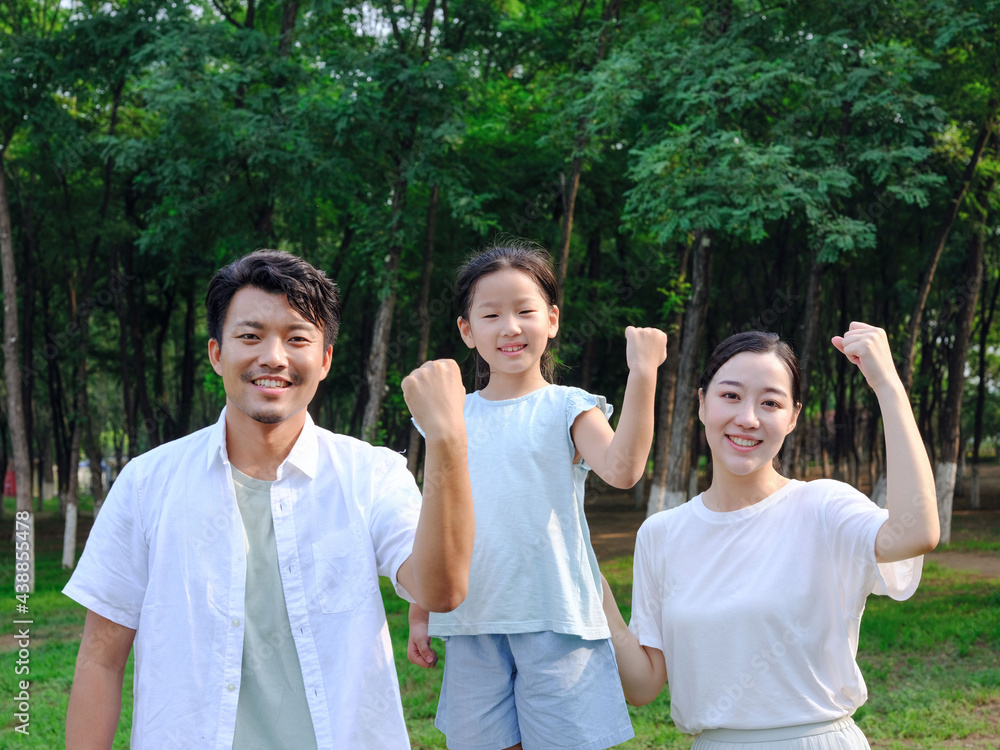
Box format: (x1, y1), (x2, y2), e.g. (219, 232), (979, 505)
(572, 326), (667, 489)
(406, 603), (439, 668)
(600, 575), (667, 706)
(832, 322), (939, 562)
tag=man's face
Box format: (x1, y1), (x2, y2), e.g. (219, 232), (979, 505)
(208, 287), (332, 427)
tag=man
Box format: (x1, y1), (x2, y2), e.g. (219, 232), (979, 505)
(64, 250), (474, 748)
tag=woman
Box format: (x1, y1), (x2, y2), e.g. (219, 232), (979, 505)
(602, 322), (939, 749)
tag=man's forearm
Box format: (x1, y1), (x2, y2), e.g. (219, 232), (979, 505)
(409, 431), (474, 612)
(66, 662), (125, 749)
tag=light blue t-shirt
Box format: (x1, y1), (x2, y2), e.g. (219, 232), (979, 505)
(428, 384), (613, 640)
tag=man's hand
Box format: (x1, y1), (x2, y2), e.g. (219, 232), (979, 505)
(402, 359), (466, 440)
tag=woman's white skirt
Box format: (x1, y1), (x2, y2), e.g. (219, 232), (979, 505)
(691, 717), (870, 750)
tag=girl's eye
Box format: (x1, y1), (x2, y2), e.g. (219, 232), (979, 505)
(483, 313), (498, 319)
(519, 310), (536, 315)
(763, 400), (780, 408)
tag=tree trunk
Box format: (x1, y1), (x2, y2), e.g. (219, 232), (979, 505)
(61, 396), (83, 569)
(648, 231), (712, 516)
(406, 184), (439, 475)
(111, 244), (135, 457)
(361, 177), (408, 443)
(970, 257), (999, 510)
(784, 247), (822, 477)
(554, 157), (583, 316)
(579, 230), (602, 391)
(124, 245), (160, 451)
(935, 184), (987, 543)
(900, 112), (995, 392)
(178, 283), (197, 436)
(648, 241), (691, 512)
(1, 162), (34, 592)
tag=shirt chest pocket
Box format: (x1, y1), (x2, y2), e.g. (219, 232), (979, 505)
(311, 526), (378, 614)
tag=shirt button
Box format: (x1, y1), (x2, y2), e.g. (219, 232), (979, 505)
(227, 684), (236, 692)
(232, 618), (241, 627)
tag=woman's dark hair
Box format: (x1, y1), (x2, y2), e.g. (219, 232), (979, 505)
(206, 250), (342, 348)
(455, 240), (558, 390)
(699, 331), (802, 405)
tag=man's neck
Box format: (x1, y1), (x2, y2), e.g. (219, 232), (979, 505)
(224, 405), (306, 481)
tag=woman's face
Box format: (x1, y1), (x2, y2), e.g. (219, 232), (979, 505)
(699, 351), (800, 481)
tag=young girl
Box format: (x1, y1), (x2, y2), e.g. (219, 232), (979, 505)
(409, 240), (667, 750)
(602, 323), (939, 750)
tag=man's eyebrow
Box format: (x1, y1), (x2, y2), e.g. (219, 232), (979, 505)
(231, 320), (319, 332)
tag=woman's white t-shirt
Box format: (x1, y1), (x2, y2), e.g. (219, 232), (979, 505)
(629, 478), (922, 734)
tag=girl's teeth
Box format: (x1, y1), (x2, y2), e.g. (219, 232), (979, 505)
(730, 437), (760, 447)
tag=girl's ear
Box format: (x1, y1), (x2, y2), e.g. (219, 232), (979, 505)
(548, 305), (559, 339)
(457, 316), (476, 349)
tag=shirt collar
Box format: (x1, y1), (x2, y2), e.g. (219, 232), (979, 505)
(206, 407), (319, 480)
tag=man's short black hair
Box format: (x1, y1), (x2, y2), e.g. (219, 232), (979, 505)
(206, 250), (342, 348)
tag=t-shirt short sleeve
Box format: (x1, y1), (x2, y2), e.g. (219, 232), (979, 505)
(628, 518), (665, 652)
(565, 387), (614, 466)
(62, 460), (149, 629)
(368, 448), (422, 603)
(820, 480), (922, 608)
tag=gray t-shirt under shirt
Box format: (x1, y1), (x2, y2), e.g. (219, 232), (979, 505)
(231, 466), (318, 750)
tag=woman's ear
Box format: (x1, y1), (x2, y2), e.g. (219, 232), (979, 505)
(457, 316), (476, 349)
(697, 388), (706, 424)
(787, 402), (802, 433)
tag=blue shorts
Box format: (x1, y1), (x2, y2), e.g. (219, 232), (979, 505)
(434, 632), (634, 750)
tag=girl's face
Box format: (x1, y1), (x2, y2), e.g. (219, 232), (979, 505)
(698, 351), (800, 482)
(457, 268), (558, 387)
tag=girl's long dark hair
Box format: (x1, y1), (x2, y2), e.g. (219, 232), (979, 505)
(455, 240), (558, 391)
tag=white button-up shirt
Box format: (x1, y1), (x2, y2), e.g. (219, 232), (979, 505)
(64, 409), (421, 749)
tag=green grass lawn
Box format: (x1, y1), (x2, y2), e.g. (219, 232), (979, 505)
(1, 509), (998, 749)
